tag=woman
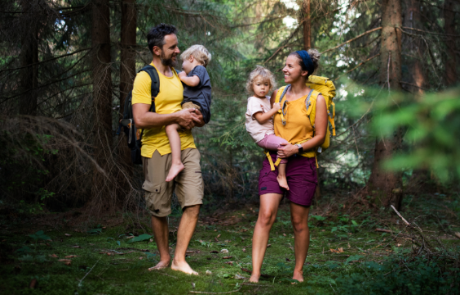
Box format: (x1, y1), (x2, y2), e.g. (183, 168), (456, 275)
(249, 49), (327, 283)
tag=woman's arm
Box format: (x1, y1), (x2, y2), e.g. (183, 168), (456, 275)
(277, 94), (328, 158)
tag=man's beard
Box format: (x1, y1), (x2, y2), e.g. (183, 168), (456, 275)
(160, 51), (177, 67)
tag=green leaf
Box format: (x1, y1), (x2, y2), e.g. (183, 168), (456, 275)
(345, 255), (363, 264)
(87, 228), (102, 234)
(129, 234), (153, 243)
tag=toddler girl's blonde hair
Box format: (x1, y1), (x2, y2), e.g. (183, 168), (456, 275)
(246, 66), (277, 94)
(180, 45), (212, 67)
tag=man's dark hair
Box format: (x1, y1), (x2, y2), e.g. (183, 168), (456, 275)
(147, 23), (177, 53)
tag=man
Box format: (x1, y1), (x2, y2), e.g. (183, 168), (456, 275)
(132, 23), (204, 275)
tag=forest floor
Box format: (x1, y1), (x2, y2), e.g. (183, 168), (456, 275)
(1, 193), (459, 294)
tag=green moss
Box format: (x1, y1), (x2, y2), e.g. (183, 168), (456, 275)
(0, 203), (459, 294)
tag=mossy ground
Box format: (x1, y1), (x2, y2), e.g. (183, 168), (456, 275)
(1, 193), (459, 294)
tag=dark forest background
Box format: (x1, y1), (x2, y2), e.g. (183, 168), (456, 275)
(0, 0), (459, 218)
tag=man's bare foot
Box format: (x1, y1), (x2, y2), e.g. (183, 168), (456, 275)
(292, 270), (304, 282)
(277, 175), (290, 190)
(148, 260), (170, 271)
(171, 259), (198, 275)
(249, 274), (260, 283)
(166, 163), (184, 182)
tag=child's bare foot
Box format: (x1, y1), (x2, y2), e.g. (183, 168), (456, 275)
(171, 259), (198, 275)
(148, 260), (170, 271)
(166, 163), (184, 182)
(249, 274), (260, 283)
(277, 175), (289, 190)
(292, 270), (304, 282)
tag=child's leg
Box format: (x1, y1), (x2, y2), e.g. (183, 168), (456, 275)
(165, 123), (184, 182)
(257, 134), (290, 190)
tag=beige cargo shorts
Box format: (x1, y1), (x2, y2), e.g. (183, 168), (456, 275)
(142, 148), (204, 217)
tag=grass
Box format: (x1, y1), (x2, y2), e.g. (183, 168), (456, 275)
(1, 195), (459, 295)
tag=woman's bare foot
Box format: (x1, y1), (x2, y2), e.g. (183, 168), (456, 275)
(249, 274), (260, 283)
(166, 163), (184, 182)
(277, 175), (290, 190)
(292, 270), (304, 282)
(148, 260), (170, 271)
(171, 259), (198, 275)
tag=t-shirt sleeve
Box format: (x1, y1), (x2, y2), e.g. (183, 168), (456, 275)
(247, 97), (264, 118)
(132, 71), (152, 105)
(190, 66), (208, 87)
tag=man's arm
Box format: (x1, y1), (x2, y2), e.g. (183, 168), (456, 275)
(133, 103), (199, 129)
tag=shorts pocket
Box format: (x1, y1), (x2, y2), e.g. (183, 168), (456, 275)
(144, 183), (170, 216)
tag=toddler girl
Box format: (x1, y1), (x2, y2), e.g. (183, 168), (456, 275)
(245, 66), (289, 190)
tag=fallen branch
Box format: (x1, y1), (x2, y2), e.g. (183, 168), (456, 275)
(321, 27), (382, 54)
(391, 205), (434, 253)
(78, 258), (100, 287)
(375, 228), (393, 233)
(116, 247), (150, 252)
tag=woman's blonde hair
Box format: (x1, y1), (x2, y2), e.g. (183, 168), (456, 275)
(180, 45), (212, 67)
(246, 66), (277, 94)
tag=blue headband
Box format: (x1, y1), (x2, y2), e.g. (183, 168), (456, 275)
(296, 50), (314, 75)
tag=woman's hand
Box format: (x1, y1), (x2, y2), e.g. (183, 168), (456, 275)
(277, 142), (298, 158)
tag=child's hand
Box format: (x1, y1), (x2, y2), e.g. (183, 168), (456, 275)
(178, 71), (187, 80)
(272, 102), (281, 111)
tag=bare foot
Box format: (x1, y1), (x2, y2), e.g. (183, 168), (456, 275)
(166, 163), (184, 182)
(277, 175), (290, 190)
(171, 259), (198, 275)
(292, 270), (304, 282)
(148, 260), (170, 271)
(249, 274), (260, 283)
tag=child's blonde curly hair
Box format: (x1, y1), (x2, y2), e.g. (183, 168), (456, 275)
(180, 45), (212, 67)
(246, 66), (277, 94)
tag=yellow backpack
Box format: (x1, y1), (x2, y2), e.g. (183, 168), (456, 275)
(277, 75), (336, 153)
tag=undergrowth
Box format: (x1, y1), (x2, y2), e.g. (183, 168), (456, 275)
(0, 193), (459, 294)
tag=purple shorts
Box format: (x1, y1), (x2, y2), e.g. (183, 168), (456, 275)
(258, 153), (317, 206)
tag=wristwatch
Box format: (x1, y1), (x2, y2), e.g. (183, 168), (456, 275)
(295, 143), (304, 154)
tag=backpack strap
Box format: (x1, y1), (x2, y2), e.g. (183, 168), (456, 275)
(136, 65), (160, 142)
(138, 65), (160, 112)
(305, 90), (320, 128)
(304, 89), (314, 114)
(278, 85), (290, 126)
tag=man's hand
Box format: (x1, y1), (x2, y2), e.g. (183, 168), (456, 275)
(277, 142), (298, 158)
(192, 109), (205, 127)
(176, 108), (197, 130)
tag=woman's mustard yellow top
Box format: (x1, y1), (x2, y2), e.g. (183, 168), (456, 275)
(273, 86), (316, 158)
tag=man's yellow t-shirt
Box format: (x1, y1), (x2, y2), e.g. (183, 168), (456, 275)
(132, 64), (196, 158)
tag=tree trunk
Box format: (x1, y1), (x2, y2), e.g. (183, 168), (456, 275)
(19, 0), (38, 116)
(444, 0), (457, 86)
(403, 0), (425, 96)
(367, 0), (403, 210)
(120, 0), (137, 111)
(303, 0), (311, 50)
(255, 2), (264, 53)
(91, 0), (114, 206)
(401, 0), (433, 192)
(116, 0), (137, 197)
